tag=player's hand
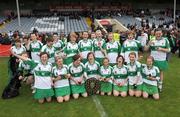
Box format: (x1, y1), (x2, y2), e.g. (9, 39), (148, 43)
(19, 76), (23, 80)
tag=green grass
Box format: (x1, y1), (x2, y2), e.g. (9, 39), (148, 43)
(0, 55), (180, 117)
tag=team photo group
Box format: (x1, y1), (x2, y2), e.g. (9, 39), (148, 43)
(10, 28), (170, 104)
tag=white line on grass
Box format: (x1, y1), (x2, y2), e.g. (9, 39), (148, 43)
(92, 95), (108, 117)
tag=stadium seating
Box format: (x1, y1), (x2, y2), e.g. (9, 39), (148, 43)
(0, 16), (89, 35)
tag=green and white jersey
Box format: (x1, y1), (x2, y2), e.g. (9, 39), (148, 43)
(29, 40), (43, 61)
(78, 39), (93, 59)
(52, 65), (69, 88)
(69, 63), (85, 85)
(141, 64), (160, 86)
(121, 39), (141, 63)
(106, 41), (121, 64)
(84, 61), (100, 79)
(99, 65), (113, 83)
(53, 40), (64, 52)
(93, 38), (106, 59)
(112, 65), (128, 86)
(64, 42), (79, 58)
(150, 37), (170, 61)
(126, 61), (143, 85)
(11, 45), (26, 55)
(41, 45), (56, 63)
(24, 59), (53, 89)
(18, 60), (33, 74)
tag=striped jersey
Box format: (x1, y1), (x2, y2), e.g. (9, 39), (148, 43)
(141, 64), (160, 86)
(84, 61), (100, 79)
(41, 45), (56, 63)
(112, 65), (128, 86)
(121, 39), (141, 63)
(64, 42), (79, 58)
(93, 38), (106, 59)
(53, 40), (64, 52)
(25, 59), (53, 89)
(150, 37), (170, 61)
(52, 65), (69, 88)
(78, 39), (93, 59)
(106, 41), (121, 64)
(11, 45), (26, 55)
(29, 40), (43, 61)
(126, 61), (143, 85)
(69, 63), (85, 85)
(99, 65), (113, 83)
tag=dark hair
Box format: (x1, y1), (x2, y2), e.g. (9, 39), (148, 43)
(53, 33), (58, 36)
(129, 52), (136, 58)
(46, 37), (54, 42)
(103, 57), (109, 63)
(116, 54), (125, 64)
(23, 36), (29, 40)
(21, 51), (28, 55)
(73, 54), (81, 62)
(39, 52), (49, 58)
(147, 56), (154, 62)
(87, 52), (95, 60)
(15, 39), (21, 43)
(55, 56), (63, 62)
(30, 32), (37, 36)
(155, 28), (162, 33)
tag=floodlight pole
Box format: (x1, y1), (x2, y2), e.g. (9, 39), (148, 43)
(173, 0), (176, 25)
(16, 0), (21, 27)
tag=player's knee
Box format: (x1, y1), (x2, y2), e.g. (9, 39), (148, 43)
(129, 90), (134, 96)
(64, 95), (70, 102)
(121, 92), (127, 97)
(142, 92), (148, 99)
(46, 97), (52, 102)
(135, 93), (142, 97)
(153, 94), (160, 100)
(73, 94), (79, 99)
(57, 97), (63, 103)
(82, 92), (88, 97)
(107, 92), (112, 96)
(100, 92), (105, 96)
(38, 99), (44, 104)
(113, 91), (119, 97)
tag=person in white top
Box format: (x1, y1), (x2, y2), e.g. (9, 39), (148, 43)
(12, 52), (54, 104)
(142, 56), (160, 100)
(52, 56), (71, 103)
(29, 33), (43, 61)
(144, 28), (170, 92)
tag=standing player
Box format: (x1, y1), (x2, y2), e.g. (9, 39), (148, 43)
(41, 37), (56, 64)
(112, 55), (128, 97)
(10, 39), (26, 75)
(145, 28), (170, 92)
(63, 32), (79, 65)
(121, 31), (141, 63)
(52, 57), (71, 103)
(127, 52), (143, 97)
(93, 30), (107, 65)
(106, 32), (121, 66)
(78, 32), (93, 64)
(69, 54), (88, 99)
(53, 33), (64, 53)
(11, 39), (26, 55)
(142, 56), (160, 100)
(29, 33), (43, 61)
(99, 58), (113, 96)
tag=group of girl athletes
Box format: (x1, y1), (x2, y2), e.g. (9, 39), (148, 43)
(10, 29), (170, 103)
